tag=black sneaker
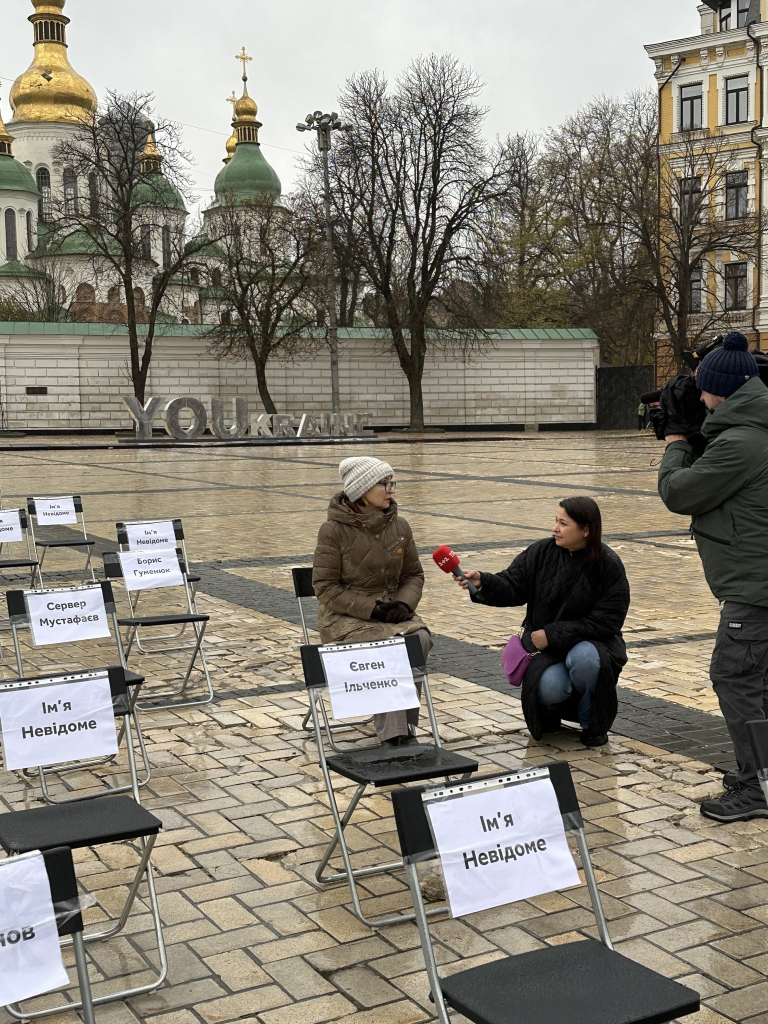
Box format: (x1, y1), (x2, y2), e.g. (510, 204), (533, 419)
(580, 730), (608, 747)
(722, 772), (740, 790)
(700, 784), (768, 822)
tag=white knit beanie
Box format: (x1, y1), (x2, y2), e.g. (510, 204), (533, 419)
(339, 457), (394, 502)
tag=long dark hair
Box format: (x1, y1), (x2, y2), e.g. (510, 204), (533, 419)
(559, 496), (603, 576)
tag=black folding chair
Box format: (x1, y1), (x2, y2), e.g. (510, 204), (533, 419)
(27, 496), (96, 585)
(301, 634), (478, 927)
(0, 847), (96, 1024)
(5, 582), (151, 801)
(391, 761), (701, 1024)
(103, 549), (213, 709)
(0, 506), (41, 591)
(0, 667), (167, 1019)
(116, 519), (202, 652)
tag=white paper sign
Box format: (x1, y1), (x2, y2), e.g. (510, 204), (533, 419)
(0, 510), (23, 544)
(118, 547), (184, 591)
(33, 496), (77, 525)
(125, 520), (176, 551)
(0, 674), (118, 771)
(25, 587), (111, 646)
(320, 639), (420, 719)
(426, 776), (580, 918)
(0, 852), (69, 1006)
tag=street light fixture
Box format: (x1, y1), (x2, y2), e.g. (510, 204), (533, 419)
(296, 110), (346, 414)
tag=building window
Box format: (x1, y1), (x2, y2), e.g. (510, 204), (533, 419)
(63, 167), (78, 214)
(140, 224), (151, 258)
(726, 76), (749, 124)
(726, 170), (748, 219)
(162, 225), (171, 270)
(681, 175), (702, 221)
(211, 268), (222, 287)
(4, 209), (18, 262)
(26, 211), (34, 251)
(689, 267), (703, 313)
(75, 283), (95, 302)
(36, 167), (51, 221)
(725, 261), (748, 310)
(738, 0), (751, 27)
(681, 83), (703, 130)
(88, 174), (99, 219)
(190, 267), (200, 285)
(721, 3), (731, 30)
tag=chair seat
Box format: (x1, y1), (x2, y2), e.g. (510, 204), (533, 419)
(0, 794), (162, 854)
(186, 575), (201, 584)
(0, 559), (39, 568)
(117, 613), (209, 627)
(125, 669), (145, 686)
(327, 743), (478, 787)
(440, 940), (699, 1024)
(36, 539), (95, 548)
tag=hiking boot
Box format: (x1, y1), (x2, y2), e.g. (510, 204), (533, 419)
(580, 730), (608, 748)
(700, 783), (768, 822)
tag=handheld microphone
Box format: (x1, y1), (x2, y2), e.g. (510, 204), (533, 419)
(433, 545), (478, 597)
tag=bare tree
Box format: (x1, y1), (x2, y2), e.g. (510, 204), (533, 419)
(203, 196), (322, 414)
(312, 55), (507, 429)
(0, 254), (74, 322)
(49, 91), (212, 402)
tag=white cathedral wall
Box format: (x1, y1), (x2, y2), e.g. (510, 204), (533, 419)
(0, 327), (599, 430)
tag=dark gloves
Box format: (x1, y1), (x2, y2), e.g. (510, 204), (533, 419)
(371, 601), (413, 624)
(648, 374), (707, 441)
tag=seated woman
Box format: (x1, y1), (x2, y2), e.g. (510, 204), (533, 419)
(457, 497), (629, 747)
(312, 456), (432, 748)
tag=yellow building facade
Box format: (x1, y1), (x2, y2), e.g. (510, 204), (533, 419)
(646, 0), (768, 382)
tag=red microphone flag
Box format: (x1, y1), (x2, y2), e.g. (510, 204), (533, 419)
(433, 545), (461, 573)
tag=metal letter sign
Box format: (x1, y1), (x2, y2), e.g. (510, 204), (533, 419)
(122, 396), (369, 440)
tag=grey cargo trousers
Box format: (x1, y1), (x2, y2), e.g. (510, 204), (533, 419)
(711, 602), (768, 789)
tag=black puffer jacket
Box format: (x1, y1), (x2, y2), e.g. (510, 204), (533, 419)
(472, 537), (630, 738)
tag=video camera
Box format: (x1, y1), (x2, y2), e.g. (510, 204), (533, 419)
(641, 335), (768, 447)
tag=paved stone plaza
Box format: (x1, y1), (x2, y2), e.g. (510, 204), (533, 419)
(2, 430), (768, 1024)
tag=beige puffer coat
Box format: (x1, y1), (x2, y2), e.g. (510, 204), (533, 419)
(312, 493), (428, 644)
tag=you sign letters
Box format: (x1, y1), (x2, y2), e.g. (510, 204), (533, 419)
(320, 639), (420, 719)
(0, 852), (69, 1006)
(33, 496), (77, 525)
(0, 674), (118, 771)
(425, 776), (580, 918)
(25, 587), (111, 646)
(118, 548), (184, 591)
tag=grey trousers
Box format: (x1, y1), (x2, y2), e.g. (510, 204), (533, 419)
(374, 629), (434, 742)
(711, 601), (768, 789)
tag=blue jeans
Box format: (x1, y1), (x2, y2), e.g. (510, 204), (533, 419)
(538, 641), (601, 730)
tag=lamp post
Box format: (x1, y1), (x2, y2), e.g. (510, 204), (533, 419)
(296, 110), (345, 415)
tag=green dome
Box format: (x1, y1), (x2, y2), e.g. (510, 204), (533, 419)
(0, 154), (38, 197)
(134, 172), (186, 212)
(212, 142), (281, 205)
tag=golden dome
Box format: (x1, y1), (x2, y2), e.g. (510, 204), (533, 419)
(234, 85), (258, 121)
(224, 131), (237, 163)
(9, 0), (98, 125)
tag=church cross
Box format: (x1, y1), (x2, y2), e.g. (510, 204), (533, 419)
(235, 47), (252, 79)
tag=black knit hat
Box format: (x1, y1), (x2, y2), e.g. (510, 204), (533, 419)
(697, 332), (759, 398)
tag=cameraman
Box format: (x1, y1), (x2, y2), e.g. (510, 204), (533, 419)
(658, 332), (768, 823)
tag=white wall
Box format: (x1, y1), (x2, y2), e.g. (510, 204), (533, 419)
(0, 326), (599, 431)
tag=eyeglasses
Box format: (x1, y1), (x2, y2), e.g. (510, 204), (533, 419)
(377, 479), (397, 492)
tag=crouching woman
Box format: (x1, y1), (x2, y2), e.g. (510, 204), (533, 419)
(312, 456), (433, 748)
(458, 497), (630, 747)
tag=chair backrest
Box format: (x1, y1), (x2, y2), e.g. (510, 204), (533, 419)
(292, 567), (315, 643)
(301, 635), (437, 749)
(6, 581), (126, 677)
(102, 547), (193, 598)
(0, 665), (131, 775)
(116, 519), (186, 559)
(27, 496), (88, 539)
(42, 846), (84, 937)
(0, 507), (36, 559)
(391, 762), (611, 940)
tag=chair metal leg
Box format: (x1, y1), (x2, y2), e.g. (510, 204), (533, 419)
(72, 931), (96, 1024)
(134, 622), (214, 710)
(406, 860), (452, 1024)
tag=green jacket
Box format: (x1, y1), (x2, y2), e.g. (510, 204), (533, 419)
(658, 376), (768, 607)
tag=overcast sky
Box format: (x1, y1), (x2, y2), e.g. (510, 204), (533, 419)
(2, 0), (698, 213)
